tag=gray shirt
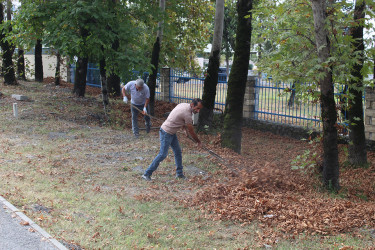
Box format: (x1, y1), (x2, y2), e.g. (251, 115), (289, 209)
(125, 80), (150, 105)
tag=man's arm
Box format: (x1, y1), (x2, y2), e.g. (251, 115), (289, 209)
(142, 98), (150, 115)
(186, 123), (201, 146)
(122, 86), (131, 100)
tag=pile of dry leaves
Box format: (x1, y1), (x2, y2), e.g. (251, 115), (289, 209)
(187, 132), (375, 242)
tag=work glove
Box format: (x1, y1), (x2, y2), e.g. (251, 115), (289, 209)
(143, 107), (148, 115)
(123, 96), (128, 104)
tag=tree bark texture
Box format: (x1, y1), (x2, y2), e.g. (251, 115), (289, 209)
(148, 0), (165, 116)
(73, 57), (88, 97)
(311, 0), (339, 190)
(221, 0), (252, 154)
(148, 37), (161, 116)
(17, 48), (26, 80)
(198, 0), (225, 130)
(107, 73), (121, 96)
(55, 51), (61, 85)
(107, 38), (121, 97)
(347, 0), (367, 165)
(99, 58), (109, 107)
(35, 39), (44, 82)
(0, 2), (17, 85)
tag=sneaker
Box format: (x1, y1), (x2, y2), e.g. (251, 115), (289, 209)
(142, 174), (152, 181)
(176, 174), (186, 180)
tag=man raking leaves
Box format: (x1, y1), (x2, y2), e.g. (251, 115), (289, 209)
(141, 98), (203, 181)
(122, 79), (151, 138)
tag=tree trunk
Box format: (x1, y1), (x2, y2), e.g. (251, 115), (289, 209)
(0, 2), (17, 85)
(198, 0), (225, 130)
(221, 0), (252, 153)
(311, 0), (339, 190)
(107, 38), (121, 97)
(17, 48), (26, 80)
(35, 39), (44, 82)
(148, 37), (161, 116)
(148, 0), (165, 116)
(347, 0), (367, 166)
(55, 51), (61, 85)
(73, 57), (88, 97)
(99, 58), (109, 107)
(105, 0), (121, 97)
(107, 73), (121, 96)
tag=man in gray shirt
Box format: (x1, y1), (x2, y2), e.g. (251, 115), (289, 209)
(122, 79), (151, 138)
(142, 98), (203, 181)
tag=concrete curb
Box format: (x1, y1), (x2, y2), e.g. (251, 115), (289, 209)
(0, 195), (67, 250)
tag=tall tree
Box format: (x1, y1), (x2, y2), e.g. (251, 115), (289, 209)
(70, 2), (92, 98)
(35, 39), (43, 82)
(106, 0), (121, 97)
(17, 0), (48, 83)
(198, 0), (225, 130)
(148, 0), (165, 116)
(99, 53), (109, 108)
(311, 0), (339, 190)
(54, 50), (61, 85)
(0, 1), (17, 85)
(221, 0), (253, 153)
(106, 38), (121, 97)
(17, 47), (26, 80)
(347, 0), (367, 165)
(73, 56), (88, 97)
(222, 1), (237, 74)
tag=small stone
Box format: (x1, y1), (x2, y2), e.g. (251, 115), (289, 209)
(11, 94), (28, 101)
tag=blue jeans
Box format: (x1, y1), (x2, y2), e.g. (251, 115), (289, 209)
(144, 129), (183, 176)
(131, 103), (151, 135)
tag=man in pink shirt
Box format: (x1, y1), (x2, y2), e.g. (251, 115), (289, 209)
(142, 98), (203, 181)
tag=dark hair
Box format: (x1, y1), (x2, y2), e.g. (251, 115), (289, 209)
(192, 98), (202, 107)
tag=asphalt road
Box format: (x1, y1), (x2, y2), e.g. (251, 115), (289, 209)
(0, 196), (66, 250)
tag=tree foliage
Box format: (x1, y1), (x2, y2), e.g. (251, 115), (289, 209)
(252, 0), (375, 169)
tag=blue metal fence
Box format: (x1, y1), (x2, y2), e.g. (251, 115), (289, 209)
(69, 65), (161, 99)
(169, 69), (227, 111)
(253, 78), (364, 129)
(68, 65), (364, 130)
(254, 78), (322, 128)
(70, 63), (101, 87)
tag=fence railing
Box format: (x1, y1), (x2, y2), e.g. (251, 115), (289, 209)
(69, 63), (101, 87)
(69, 65), (365, 130)
(254, 79), (364, 129)
(254, 79), (322, 128)
(169, 69), (227, 111)
(69, 65), (161, 100)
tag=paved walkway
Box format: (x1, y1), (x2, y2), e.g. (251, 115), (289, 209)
(0, 196), (67, 250)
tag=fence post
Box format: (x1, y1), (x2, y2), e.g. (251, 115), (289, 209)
(365, 87), (375, 141)
(243, 75), (257, 119)
(160, 67), (170, 102)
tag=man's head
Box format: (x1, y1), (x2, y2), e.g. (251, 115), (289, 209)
(190, 98), (203, 114)
(135, 79), (144, 90)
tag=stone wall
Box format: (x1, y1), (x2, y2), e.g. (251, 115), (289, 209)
(243, 75), (257, 119)
(160, 67), (171, 102)
(365, 87), (375, 141)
